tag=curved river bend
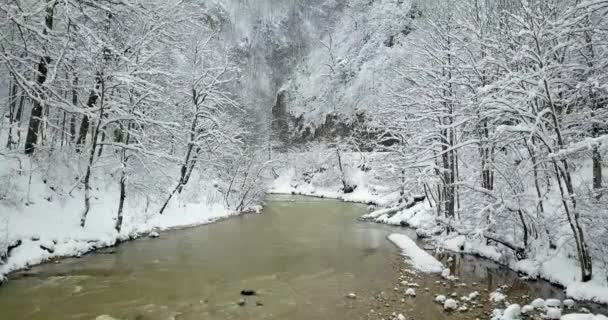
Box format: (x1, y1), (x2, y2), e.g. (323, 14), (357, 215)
(0, 195), (604, 319)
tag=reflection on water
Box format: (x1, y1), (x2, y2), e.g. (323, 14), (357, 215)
(0, 195), (605, 320)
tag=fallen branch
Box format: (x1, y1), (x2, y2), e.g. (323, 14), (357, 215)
(362, 196), (426, 220)
(483, 232), (527, 260)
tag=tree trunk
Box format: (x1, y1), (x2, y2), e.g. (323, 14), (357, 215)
(70, 75), (78, 142)
(480, 121), (494, 190)
(97, 131), (106, 157)
(542, 76), (593, 282)
(336, 148), (354, 193)
(592, 146), (602, 193)
(24, 2), (54, 155)
(80, 79), (105, 227)
(115, 169), (126, 233)
(115, 124), (130, 233)
(76, 74), (102, 152)
(6, 80), (18, 149)
(15, 86), (25, 146)
(60, 112), (66, 148)
(159, 100), (201, 215)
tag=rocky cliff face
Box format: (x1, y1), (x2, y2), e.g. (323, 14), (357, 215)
(269, 0), (420, 148)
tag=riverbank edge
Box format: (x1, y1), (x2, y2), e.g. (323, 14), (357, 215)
(0, 209), (256, 285)
(269, 188), (608, 306)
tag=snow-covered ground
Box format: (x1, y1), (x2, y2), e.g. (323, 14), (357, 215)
(0, 156), (237, 282)
(387, 233), (443, 273)
(376, 203), (608, 305)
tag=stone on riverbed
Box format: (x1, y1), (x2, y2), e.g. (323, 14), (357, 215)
(545, 307), (562, 319)
(347, 293), (357, 299)
(522, 305), (534, 314)
(490, 290), (506, 303)
(503, 304), (521, 319)
(563, 299), (575, 309)
(240, 289), (256, 296)
(443, 299), (458, 311)
(405, 288), (416, 296)
(435, 295), (447, 303)
(546, 299), (561, 308)
(531, 298), (545, 309)
(148, 231), (160, 238)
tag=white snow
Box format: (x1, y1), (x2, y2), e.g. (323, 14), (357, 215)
(490, 290), (507, 303)
(95, 316), (119, 320)
(443, 298), (458, 311)
(503, 304), (522, 319)
(563, 299), (576, 309)
(522, 305), (534, 314)
(387, 233), (443, 273)
(545, 308), (562, 319)
(441, 268), (451, 278)
(532, 298), (546, 309)
(0, 178), (235, 280)
(546, 299), (562, 308)
(561, 314), (608, 320)
(468, 291), (480, 300)
(567, 281), (608, 305)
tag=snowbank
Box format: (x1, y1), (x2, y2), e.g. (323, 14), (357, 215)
(387, 233), (443, 272)
(561, 314), (608, 320)
(0, 176), (235, 282)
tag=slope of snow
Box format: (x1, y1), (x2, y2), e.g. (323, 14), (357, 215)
(0, 168), (235, 282)
(387, 233), (443, 272)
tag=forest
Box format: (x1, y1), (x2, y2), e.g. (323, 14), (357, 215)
(1, 0), (607, 318)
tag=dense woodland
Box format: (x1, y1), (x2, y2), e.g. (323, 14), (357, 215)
(384, 0), (608, 283)
(1, 0), (607, 291)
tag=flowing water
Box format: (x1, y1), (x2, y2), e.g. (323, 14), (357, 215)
(0, 195), (605, 320)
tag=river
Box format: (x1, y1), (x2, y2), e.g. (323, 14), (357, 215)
(0, 195), (605, 319)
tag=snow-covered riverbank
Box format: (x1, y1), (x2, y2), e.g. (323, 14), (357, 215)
(0, 158), (238, 282)
(269, 160), (608, 306)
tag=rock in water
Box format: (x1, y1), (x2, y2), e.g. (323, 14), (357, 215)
(490, 291), (506, 303)
(546, 299), (561, 308)
(545, 308), (561, 319)
(148, 231), (160, 238)
(435, 295), (447, 303)
(405, 288), (416, 296)
(237, 299), (246, 306)
(346, 293), (357, 299)
(503, 304), (521, 319)
(443, 299), (458, 311)
(521, 305), (534, 314)
(531, 298), (545, 309)
(563, 299), (575, 309)
(240, 289), (256, 296)
(468, 291), (480, 300)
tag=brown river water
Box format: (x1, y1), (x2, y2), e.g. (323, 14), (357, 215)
(0, 195), (605, 320)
